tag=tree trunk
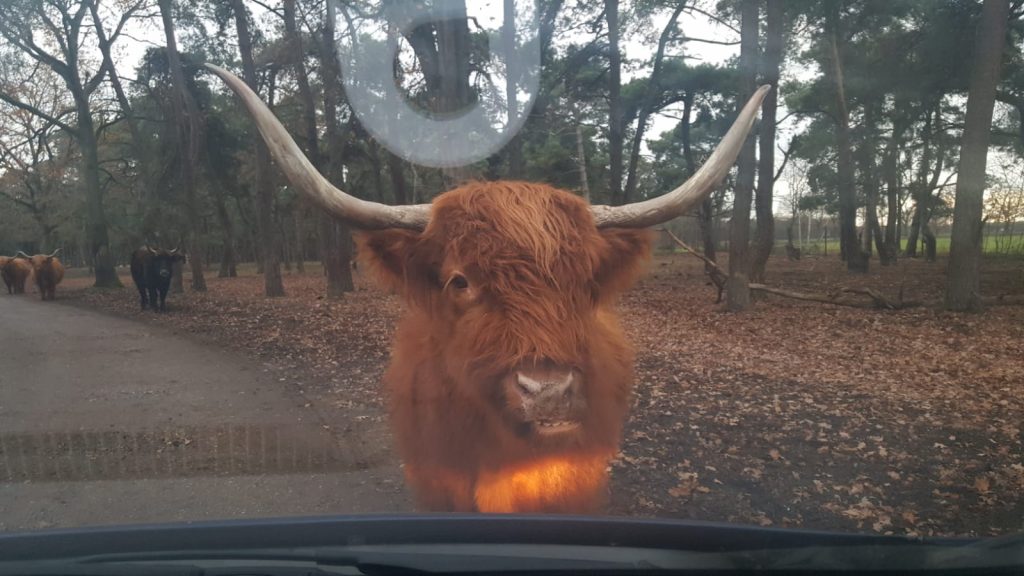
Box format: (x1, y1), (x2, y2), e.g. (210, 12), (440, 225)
(283, 0), (319, 164)
(502, 0), (525, 179)
(859, 104), (888, 263)
(923, 222), (937, 262)
(906, 104), (941, 258)
(574, 108), (591, 201)
(159, 0), (206, 291)
(605, 0), (624, 205)
(699, 198), (718, 263)
(213, 187), (237, 277)
(293, 205), (306, 273)
(234, 193), (262, 268)
(320, 216), (354, 298)
(905, 197), (922, 257)
(881, 113), (906, 263)
(67, 59), (119, 288)
(624, 3), (685, 204)
(232, 0), (284, 296)
(281, 213), (293, 272)
(317, 0), (353, 297)
(946, 0), (1009, 310)
(76, 95), (120, 287)
(750, 0), (783, 283)
(681, 92), (717, 264)
(727, 0), (758, 311)
(434, 2), (478, 188)
(386, 152), (409, 204)
(282, 0), (314, 278)
(826, 5), (867, 273)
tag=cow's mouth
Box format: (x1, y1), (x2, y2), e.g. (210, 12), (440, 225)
(532, 419), (582, 435)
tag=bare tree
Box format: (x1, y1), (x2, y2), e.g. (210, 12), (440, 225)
(781, 157), (811, 251)
(0, 0), (122, 286)
(0, 93), (71, 250)
(158, 0), (206, 291)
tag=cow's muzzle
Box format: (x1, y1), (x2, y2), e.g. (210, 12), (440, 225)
(504, 361), (586, 435)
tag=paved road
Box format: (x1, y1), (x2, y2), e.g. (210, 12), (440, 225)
(0, 295), (408, 532)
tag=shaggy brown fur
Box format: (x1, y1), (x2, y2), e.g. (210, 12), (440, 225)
(29, 254), (64, 301)
(2, 257), (32, 295)
(357, 181), (651, 513)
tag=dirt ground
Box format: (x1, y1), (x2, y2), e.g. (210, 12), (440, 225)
(56, 251), (1024, 537)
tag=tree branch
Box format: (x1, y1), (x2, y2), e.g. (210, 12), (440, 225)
(682, 6), (740, 34)
(655, 227), (983, 310)
(773, 140), (794, 183)
(0, 91), (77, 135)
(0, 20), (69, 75)
(682, 37), (740, 46)
(744, 283), (922, 309)
(658, 228), (726, 302)
(247, 0), (284, 18)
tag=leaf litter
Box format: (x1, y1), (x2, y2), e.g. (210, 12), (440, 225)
(59, 252), (1024, 537)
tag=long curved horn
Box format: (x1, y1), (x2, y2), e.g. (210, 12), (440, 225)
(16, 251), (30, 259)
(47, 248), (61, 258)
(204, 64), (431, 231)
(591, 85), (773, 229)
(168, 247), (179, 255)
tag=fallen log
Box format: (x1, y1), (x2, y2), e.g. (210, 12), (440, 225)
(748, 283), (924, 309)
(657, 229), (1023, 310)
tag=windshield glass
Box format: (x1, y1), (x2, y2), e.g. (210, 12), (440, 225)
(0, 0), (1021, 546)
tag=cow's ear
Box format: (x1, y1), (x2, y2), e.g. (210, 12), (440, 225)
(356, 229), (436, 303)
(592, 228), (652, 300)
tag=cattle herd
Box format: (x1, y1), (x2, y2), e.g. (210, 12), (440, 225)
(1, 246), (185, 312)
(0, 250), (64, 300)
(3, 66), (767, 516)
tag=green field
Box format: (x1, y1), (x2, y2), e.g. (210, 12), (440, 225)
(666, 234), (1024, 257)
(778, 234), (1023, 256)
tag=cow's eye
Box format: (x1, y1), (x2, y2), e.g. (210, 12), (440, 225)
(446, 273), (469, 291)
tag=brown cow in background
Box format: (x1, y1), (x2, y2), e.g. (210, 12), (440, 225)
(0, 256), (9, 292)
(1, 256), (32, 295)
(19, 250), (64, 301)
(208, 64), (770, 513)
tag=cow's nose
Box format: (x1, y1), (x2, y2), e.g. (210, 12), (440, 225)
(509, 364), (582, 410)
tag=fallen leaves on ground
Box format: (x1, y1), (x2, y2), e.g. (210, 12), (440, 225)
(58, 253), (1024, 537)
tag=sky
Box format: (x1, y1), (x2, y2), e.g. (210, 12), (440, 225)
(103, 1), (795, 207)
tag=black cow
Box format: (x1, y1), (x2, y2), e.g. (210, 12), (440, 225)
(130, 247), (185, 312)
